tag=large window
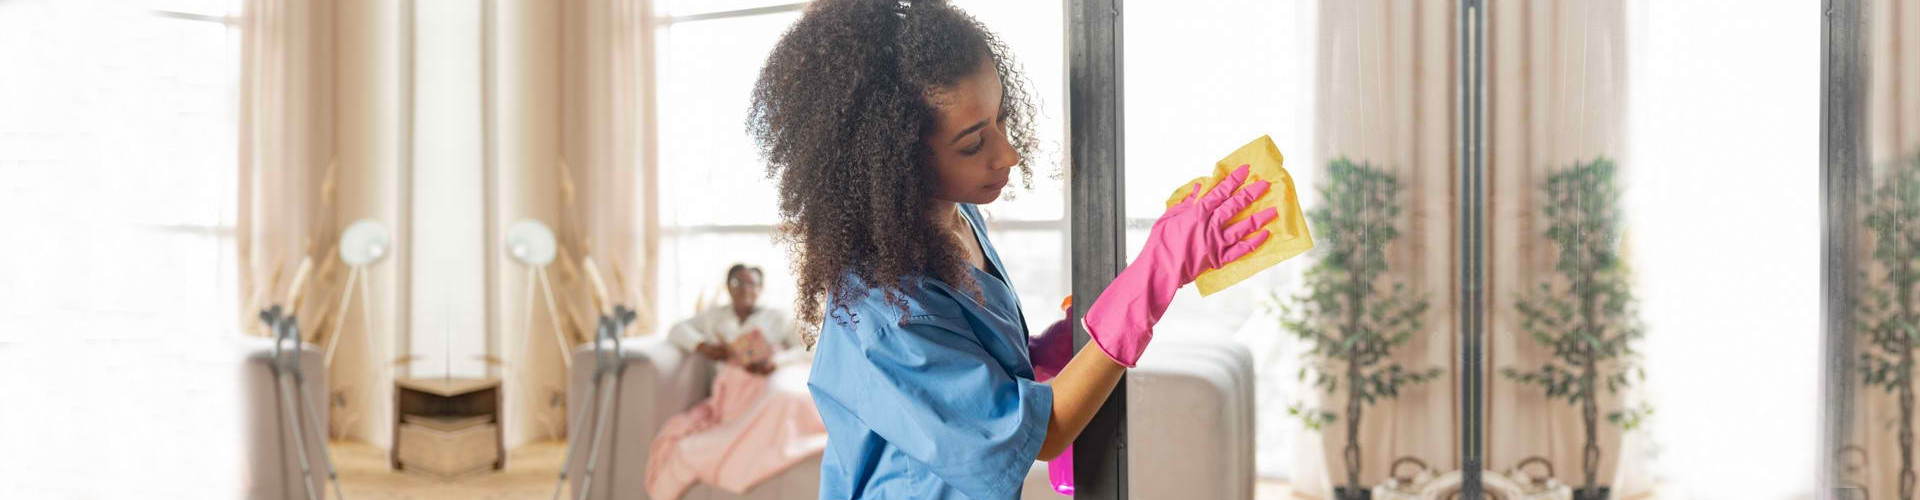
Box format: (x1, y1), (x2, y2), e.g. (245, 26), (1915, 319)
(649, 0), (1068, 335)
(1122, 0), (1320, 482)
(652, 3), (806, 329)
(0, 0), (241, 341)
(1621, 1), (1817, 497)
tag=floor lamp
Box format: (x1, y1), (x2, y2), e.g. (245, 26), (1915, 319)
(324, 219), (389, 369)
(507, 219), (573, 373)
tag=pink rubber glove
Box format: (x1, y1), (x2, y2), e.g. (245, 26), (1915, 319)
(1083, 164), (1277, 367)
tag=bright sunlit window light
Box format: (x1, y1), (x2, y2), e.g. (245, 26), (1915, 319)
(1626, 1), (1818, 499)
(0, 2), (251, 497)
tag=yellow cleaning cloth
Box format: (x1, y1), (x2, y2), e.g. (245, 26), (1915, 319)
(1165, 135), (1314, 296)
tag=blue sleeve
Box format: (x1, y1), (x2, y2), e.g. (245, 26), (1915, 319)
(841, 315), (1053, 499)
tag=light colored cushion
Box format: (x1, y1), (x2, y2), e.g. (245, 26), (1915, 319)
(569, 334), (1253, 500)
(1020, 336), (1256, 500)
(1130, 336), (1257, 500)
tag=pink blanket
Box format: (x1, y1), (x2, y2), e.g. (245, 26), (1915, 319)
(645, 364), (829, 500)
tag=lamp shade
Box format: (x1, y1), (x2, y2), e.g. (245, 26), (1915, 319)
(338, 219), (391, 266)
(505, 219), (557, 267)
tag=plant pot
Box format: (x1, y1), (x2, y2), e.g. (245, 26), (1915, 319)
(1573, 486), (1611, 500)
(1334, 486), (1372, 500)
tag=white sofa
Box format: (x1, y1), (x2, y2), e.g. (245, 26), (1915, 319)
(567, 334), (1254, 500)
(237, 336), (331, 500)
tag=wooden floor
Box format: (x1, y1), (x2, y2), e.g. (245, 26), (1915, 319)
(331, 440), (569, 500)
(331, 440), (1297, 500)
(1256, 479), (1297, 499)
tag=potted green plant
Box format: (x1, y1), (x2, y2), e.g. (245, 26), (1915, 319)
(1500, 157), (1650, 500)
(1855, 153), (1920, 500)
(1276, 158), (1442, 500)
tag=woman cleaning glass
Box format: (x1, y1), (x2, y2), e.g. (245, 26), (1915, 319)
(748, 0), (1278, 498)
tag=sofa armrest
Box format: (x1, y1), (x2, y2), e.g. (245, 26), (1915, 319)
(1017, 337), (1256, 500)
(572, 335), (717, 425)
(567, 335), (718, 500)
(236, 337), (329, 500)
(1128, 336), (1257, 500)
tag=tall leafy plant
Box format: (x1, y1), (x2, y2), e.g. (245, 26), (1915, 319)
(1855, 153), (1920, 500)
(1500, 157), (1648, 500)
(1277, 159), (1440, 499)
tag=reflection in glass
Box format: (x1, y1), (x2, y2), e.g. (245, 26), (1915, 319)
(1487, 2), (1820, 500)
(1845, 0), (1920, 494)
(1855, 154), (1920, 500)
(1276, 159), (1444, 499)
(1122, 0), (1326, 494)
(1119, 1), (1462, 497)
(1482, 2), (1641, 497)
(1497, 158), (1647, 500)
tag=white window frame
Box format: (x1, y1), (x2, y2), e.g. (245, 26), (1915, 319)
(150, 6), (244, 328)
(147, 5), (241, 266)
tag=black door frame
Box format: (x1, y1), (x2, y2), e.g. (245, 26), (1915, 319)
(1820, 0), (1867, 499)
(1459, 0), (1487, 498)
(1065, 0), (1129, 497)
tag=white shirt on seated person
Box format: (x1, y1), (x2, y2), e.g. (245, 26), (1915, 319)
(666, 304), (812, 369)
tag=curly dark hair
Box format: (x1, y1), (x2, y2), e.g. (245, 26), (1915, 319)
(748, 0), (1040, 342)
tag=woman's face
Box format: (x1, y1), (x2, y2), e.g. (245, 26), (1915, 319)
(924, 58), (1022, 206)
(727, 269), (762, 309)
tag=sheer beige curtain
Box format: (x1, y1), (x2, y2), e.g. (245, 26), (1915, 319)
(325, 0), (406, 446)
(1486, 0), (1649, 497)
(495, 0), (570, 448)
(236, 0), (334, 336)
(240, 0), (412, 446)
(559, 0), (654, 337)
(1300, 0), (1458, 494)
(1855, 0), (1920, 497)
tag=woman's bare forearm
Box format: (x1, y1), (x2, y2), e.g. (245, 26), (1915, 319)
(1037, 345), (1126, 461)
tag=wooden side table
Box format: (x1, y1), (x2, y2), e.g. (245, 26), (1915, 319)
(392, 377), (504, 476)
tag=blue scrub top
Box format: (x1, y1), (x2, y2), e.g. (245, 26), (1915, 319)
(808, 204), (1053, 500)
